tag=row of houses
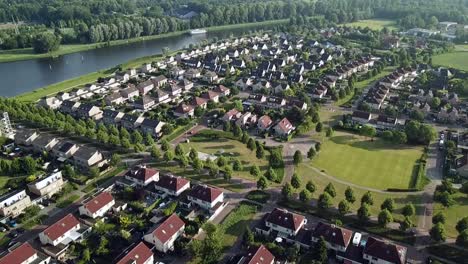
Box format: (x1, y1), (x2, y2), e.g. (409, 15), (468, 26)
(256, 208), (407, 264)
(351, 110), (401, 130)
(173, 85), (230, 118)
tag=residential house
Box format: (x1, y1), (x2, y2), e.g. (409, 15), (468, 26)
(168, 84), (183, 98)
(266, 97), (287, 109)
(235, 77), (253, 90)
(257, 115), (273, 132)
(248, 94), (267, 103)
(0, 242), (51, 264)
(383, 35), (400, 49)
(273, 118), (295, 137)
(52, 141), (80, 161)
(73, 146), (104, 170)
(135, 96), (156, 110)
(363, 237), (407, 264)
(273, 83), (290, 94)
(39, 214), (81, 246)
(252, 80), (271, 92)
(169, 67), (185, 77)
(154, 174), (190, 197)
(32, 134), (59, 153)
(235, 112), (256, 128)
(203, 71), (218, 83)
(79, 192), (115, 219)
(105, 92), (125, 105)
(116, 242), (154, 264)
(256, 208), (306, 237)
(123, 165), (159, 187)
(190, 97), (208, 109)
(56, 92), (71, 101)
(141, 63), (153, 73)
(376, 115), (398, 129)
(184, 69), (201, 79)
(76, 104), (103, 120)
(222, 109), (242, 122)
(178, 79), (194, 91)
(352, 111), (372, 125)
(39, 97), (62, 109)
(120, 86), (140, 100)
(187, 185), (224, 210)
(214, 85), (230, 97)
(155, 90), (171, 104)
(14, 129), (39, 146)
(311, 222), (353, 253)
(137, 80), (155, 95)
(27, 171), (65, 198)
(143, 214), (185, 253)
(174, 104), (194, 118)
(0, 190), (31, 217)
(121, 114), (145, 130)
(60, 100), (80, 115)
(102, 110), (124, 126)
(201, 91), (220, 103)
(140, 119), (166, 138)
(152, 75), (168, 88)
(231, 59), (246, 68)
(230, 245), (275, 264)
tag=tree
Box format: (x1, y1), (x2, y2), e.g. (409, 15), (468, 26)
(233, 159), (242, 171)
(257, 176), (268, 190)
(164, 150), (175, 162)
(402, 203), (415, 217)
(378, 209), (393, 227)
(160, 138), (170, 151)
(306, 180), (316, 194)
(432, 212), (446, 225)
(357, 204), (371, 222)
(32, 32), (61, 53)
(381, 198), (395, 212)
(21, 156), (37, 174)
(247, 138), (256, 151)
(318, 192), (332, 210)
(233, 124), (242, 138)
(151, 145), (161, 160)
(217, 156), (227, 167)
(360, 125), (376, 140)
(326, 127), (334, 137)
(189, 148), (198, 161)
(315, 142), (322, 152)
(300, 189), (312, 203)
(293, 150), (303, 165)
(209, 166), (219, 178)
(281, 183), (293, 200)
(265, 168), (277, 182)
(89, 167), (100, 178)
(243, 227), (254, 246)
(430, 223), (446, 242)
(110, 153), (121, 166)
(192, 158), (204, 173)
(315, 122), (323, 132)
(345, 187), (356, 203)
(250, 165), (261, 177)
(338, 200), (350, 216)
(132, 130), (143, 144)
(324, 183), (336, 197)
(179, 155), (189, 168)
(175, 144), (185, 157)
(307, 147), (316, 159)
(314, 236), (328, 263)
(457, 229), (468, 247)
(194, 223), (223, 263)
(400, 216), (413, 231)
(361, 191), (374, 205)
(256, 145), (265, 158)
(145, 133), (155, 145)
(456, 217), (468, 233)
(291, 173), (301, 189)
(224, 166), (233, 181)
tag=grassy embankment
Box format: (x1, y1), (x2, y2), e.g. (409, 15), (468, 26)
(343, 19), (398, 31)
(433, 51), (468, 71)
(1, 19), (288, 64)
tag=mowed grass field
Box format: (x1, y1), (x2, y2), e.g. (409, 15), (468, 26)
(433, 52), (468, 71)
(434, 192), (468, 238)
(311, 132), (423, 190)
(344, 19), (398, 31)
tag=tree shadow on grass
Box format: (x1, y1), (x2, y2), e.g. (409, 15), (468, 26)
(204, 144), (236, 150)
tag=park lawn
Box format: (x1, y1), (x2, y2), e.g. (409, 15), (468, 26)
(433, 52), (468, 71)
(181, 135), (270, 182)
(150, 161), (245, 192)
(218, 202), (258, 250)
(343, 19), (398, 31)
(433, 192), (468, 238)
(295, 164), (423, 222)
(0, 176), (9, 189)
(311, 131), (422, 190)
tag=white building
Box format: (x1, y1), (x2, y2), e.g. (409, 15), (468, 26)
(0, 190), (31, 217)
(154, 174), (190, 197)
(79, 192), (115, 219)
(143, 214), (185, 253)
(27, 171), (65, 198)
(39, 214), (81, 246)
(187, 185), (224, 210)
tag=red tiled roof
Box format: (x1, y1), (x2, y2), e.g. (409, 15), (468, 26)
(258, 115), (273, 128)
(215, 85), (230, 94)
(117, 242), (153, 264)
(201, 91), (220, 100)
(265, 208), (305, 232)
(42, 214), (80, 242)
(312, 222), (353, 248)
(364, 237), (406, 264)
(189, 185), (223, 203)
(127, 166), (159, 182)
(245, 244), (275, 264)
(154, 175), (189, 193)
(175, 104), (194, 114)
(190, 97), (207, 106)
(83, 192), (114, 214)
(225, 108), (240, 118)
(0, 242), (36, 264)
(152, 214), (185, 244)
(275, 118), (293, 133)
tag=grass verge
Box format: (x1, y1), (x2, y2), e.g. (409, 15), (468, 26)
(219, 201), (259, 250)
(56, 194), (81, 208)
(246, 190), (271, 204)
(427, 244), (468, 264)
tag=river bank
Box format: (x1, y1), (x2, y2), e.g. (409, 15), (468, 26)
(0, 19), (287, 63)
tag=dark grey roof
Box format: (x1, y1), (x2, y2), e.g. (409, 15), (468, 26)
(102, 109), (121, 119)
(73, 145), (99, 160)
(141, 119), (161, 129)
(57, 142), (76, 153)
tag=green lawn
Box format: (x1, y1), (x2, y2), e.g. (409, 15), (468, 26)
(56, 194), (81, 208)
(180, 134), (270, 182)
(311, 131), (423, 190)
(433, 52), (468, 71)
(219, 202), (258, 250)
(295, 163), (423, 222)
(433, 192), (468, 238)
(343, 19), (398, 31)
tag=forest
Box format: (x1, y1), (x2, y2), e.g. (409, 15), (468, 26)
(0, 0), (467, 53)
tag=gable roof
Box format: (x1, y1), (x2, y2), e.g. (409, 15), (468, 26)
(364, 237), (406, 264)
(117, 242), (153, 264)
(189, 185), (223, 203)
(42, 214), (80, 241)
(258, 115), (273, 127)
(83, 192), (114, 214)
(73, 146), (99, 160)
(154, 174), (189, 193)
(151, 214), (185, 244)
(312, 222), (353, 248)
(265, 208), (305, 232)
(352, 110), (372, 120)
(126, 166), (159, 182)
(275, 118), (293, 133)
(244, 244), (275, 264)
(0, 242), (37, 264)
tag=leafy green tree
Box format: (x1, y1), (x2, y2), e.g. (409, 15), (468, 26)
(306, 180), (316, 194)
(32, 32), (61, 53)
(164, 150), (175, 161)
(315, 142), (322, 152)
(224, 166), (233, 181)
(457, 229), (468, 247)
(360, 125), (377, 140)
(179, 155), (189, 168)
(314, 236), (328, 263)
(243, 227), (254, 246)
(326, 127), (334, 137)
(189, 148), (198, 161)
(209, 166), (219, 178)
(175, 144), (185, 157)
(432, 212), (446, 225)
(151, 145), (161, 160)
(293, 150), (303, 165)
(160, 138), (170, 151)
(338, 200), (350, 216)
(315, 122), (323, 132)
(145, 133), (155, 145)
(400, 216), (413, 231)
(307, 147), (316, 159)
(281, 183), (293, 200)
(247, 138), (256, 150)
(318, 192), (332, 210)
(110, 153), (121, 166)
(381, 198), (395, 212)
(361, 191), (374, 205)
(257, 176), (268, 190)
(89, 167), (100, 178)
(456, 217), (468, 233)
(256, 145), (265, 158)
(357, 203), (371, 222)
(233, 159), (242, 171)
(324, 183), (336, 197)
(250, 165), (261, 177)
(192, 158), (204, 173)
(217, 156), (227, 167)
(402, 203), (415, 217)
(132, 130), (143, 144)
(378, 209), (393, 227)
(345, 187), (356, 203)
(300, 189), (312, 203)
(291, 173), (301, 189)
(430, 223), (446, 242)
(233, 124), (242, 137)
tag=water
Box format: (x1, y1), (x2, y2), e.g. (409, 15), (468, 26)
(0, 25), (273, 97)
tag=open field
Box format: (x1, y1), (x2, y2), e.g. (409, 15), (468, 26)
(180, 133), (270, 182)
(433, 52), (468, 71)
(310, 131), (423, 190)
(433, 192), (468, 238)
(295, 164), (423, 222)
(343, 19), (398, 31)
(219, 202), (258, 250)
